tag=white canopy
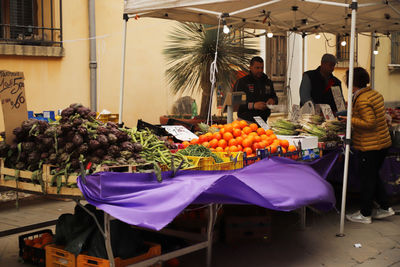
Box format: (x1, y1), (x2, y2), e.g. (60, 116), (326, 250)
(125, 0), (400, 34)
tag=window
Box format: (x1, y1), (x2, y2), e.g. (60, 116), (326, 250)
(336, 34), (358, 65)
(391, 32), (400, 64)
(0, 0), (62, 46)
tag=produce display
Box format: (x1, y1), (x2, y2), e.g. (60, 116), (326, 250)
(270, 115), (345, 142)
(182, 120), (297, 156)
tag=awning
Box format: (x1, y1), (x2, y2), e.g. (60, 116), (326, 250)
(124, 0), (400, 34)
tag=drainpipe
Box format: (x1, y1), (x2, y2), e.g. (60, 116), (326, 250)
(371, 32), (376, 89)
(89, 0), (97, 111)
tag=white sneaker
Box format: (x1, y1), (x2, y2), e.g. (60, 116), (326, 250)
(372, 207), (395, 219)
(346, 211), (372, 224)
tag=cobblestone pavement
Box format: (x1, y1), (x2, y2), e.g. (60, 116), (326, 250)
(1, 193), (400, 267)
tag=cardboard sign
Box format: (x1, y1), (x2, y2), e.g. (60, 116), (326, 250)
(316, 104), (335, 121)
(331, 86), (346, 112)
(161, 125), (198, 141)
(253, 116), (270, 130)
(0, 71), (28, 144)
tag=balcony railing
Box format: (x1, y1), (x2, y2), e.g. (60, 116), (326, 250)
(0, 0), (62, 47)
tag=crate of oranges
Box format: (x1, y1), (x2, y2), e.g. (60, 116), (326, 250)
(19, 229), (53, 266)
(183, 120), (295, 161)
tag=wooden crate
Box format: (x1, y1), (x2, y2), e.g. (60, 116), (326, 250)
(43, 164), (82, 196)
(0, 158), (46, 193)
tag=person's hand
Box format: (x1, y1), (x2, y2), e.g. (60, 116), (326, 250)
(266, 98), (275, 105)
(254, 101), (267, 110)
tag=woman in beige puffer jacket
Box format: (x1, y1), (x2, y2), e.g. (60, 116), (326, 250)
(343, 67), (394, 224)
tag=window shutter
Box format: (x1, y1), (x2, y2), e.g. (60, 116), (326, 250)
(10, 0), (34, 39)
(391, 32), (400, 64)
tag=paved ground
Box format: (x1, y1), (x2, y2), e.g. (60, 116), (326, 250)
(0, 193), (400, 267)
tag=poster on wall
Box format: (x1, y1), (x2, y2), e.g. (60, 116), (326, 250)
(0, 70), (28, 144)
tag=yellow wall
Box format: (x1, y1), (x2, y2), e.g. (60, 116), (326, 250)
(0, 0), (90, 131)
(375, 37), (400, 103)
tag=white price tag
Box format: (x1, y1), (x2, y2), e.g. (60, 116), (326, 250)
(161, 125), (198, 141)
(253, 116), (270, 130)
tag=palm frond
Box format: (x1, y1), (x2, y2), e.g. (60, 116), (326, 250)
(163, 22), (259, 97)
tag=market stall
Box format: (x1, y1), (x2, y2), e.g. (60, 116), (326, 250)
(121, 0), (400, 237)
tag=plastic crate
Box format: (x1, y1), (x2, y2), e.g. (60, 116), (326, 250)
(19, 229), (53, 267)
(185, 156), (215, 171)
(213, 152), (244, 170)
(45, 244), (76, 267)
(76, 242), (161, 267)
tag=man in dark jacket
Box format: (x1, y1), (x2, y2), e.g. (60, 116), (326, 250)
(299, 53), (344, 113)
(233, 56), (278, 122)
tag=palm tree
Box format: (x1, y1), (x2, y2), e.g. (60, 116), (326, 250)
(163, 23), (259, 119)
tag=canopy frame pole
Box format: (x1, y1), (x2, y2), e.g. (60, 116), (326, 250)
(119, 14), (129, 126)
(302, 0), (349, 8)
(338, 0), (357, 237)
(388, 1), (400, 16)
(230, 0), (281, 16)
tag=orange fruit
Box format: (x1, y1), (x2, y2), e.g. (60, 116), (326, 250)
(270, 144), (278, 153)
(211, 124), (218, 128)
(209, 139), (219, 148)
(243, 147), (253, 155)
(219, 128), (226, 135)
(233, 128), (242, 137)
(232, 121), (241, 129)
(249, 123), (259, 132)
(260, 134), (268, 140)
(237, 144), (243, 151)
(252, 142), (261, 152)
(254, 135), (261, 142)
(218, 139), (227, 148)
(265, 129), (274, 136)
(280, 139), (289, 148)
(182, 141), (190, 148)
(223, 132), (234, 142)
(242, 138), (253, 148)
(215, 147), (224, 152)
(213, 132), (222, 140)
(225, 146), (230, 152)
(224, 124), (233, 133)
(24, 239), (34, 247)
(288, 145), (297, 152)
(205, 132), (213, 141)
(229, 145), (238, 152)
(235, 136), (244, 146)
(241, 133), (248, 139)
(243, 126), (252, 135)
(281, 147), (287, 154)
(198, 135), (208, 144)
(270, 134), (277, 140)
(239, 120), (248, 129)
(202, 141), (210, 147)
(228, 139), (238, 147)
(257, 128), (266, 135)
(259, 140), (267, 149)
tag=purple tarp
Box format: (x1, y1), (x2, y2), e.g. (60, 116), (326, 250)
(78, 157), (336, 231)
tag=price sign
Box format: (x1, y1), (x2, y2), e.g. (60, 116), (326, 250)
(317, 104), (335, 121)
(161, 125), (199, 141)
(331, 86), (346, 112)
(290, 104), (300, 122)
(253, 116), (270, 130)
(0, 71), (28, 144)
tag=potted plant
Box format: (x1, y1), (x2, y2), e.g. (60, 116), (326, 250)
(162, 22), (259, 124)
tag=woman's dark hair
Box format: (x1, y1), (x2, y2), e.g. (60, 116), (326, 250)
(346, 67), (370, 88)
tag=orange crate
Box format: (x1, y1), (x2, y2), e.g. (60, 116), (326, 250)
(76, 242), (161, 267)
(45, 244), (76, 267)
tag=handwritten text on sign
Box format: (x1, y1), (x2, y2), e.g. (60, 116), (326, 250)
(0, 71), (28, 144)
